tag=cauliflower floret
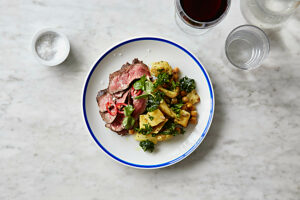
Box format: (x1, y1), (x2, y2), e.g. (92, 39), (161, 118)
(151, 61), (172, 77)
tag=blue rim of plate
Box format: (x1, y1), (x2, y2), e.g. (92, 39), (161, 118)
(82, 37), (214, 169)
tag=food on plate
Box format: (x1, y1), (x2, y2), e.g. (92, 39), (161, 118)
(96, 58), (200, 152)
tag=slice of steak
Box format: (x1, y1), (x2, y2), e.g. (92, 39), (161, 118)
(96, 89), (113, 113)
(129, 88), (148, 119)
(108, 58), (151, 94)
(99, 111), (117, 124)
(132, 98), (147, 119)
(114, 90), (126, 98)
(116, 129), (128, 136)
(115, 90), (130, 104)
(105, 114), (126, 133)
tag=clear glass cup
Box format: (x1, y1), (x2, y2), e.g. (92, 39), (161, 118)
(241, 0), (300, 29)
(225, 25), (270, 70)
(175, 0), (231, 35)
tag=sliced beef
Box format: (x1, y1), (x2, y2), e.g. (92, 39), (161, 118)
(108, 58), (151, 94)
(129, 87), (148, 119)
(96, 89), (113, 113)
(100, 111), (117, 124)
(105, 114), (126, 133)
(114, 90), (126, 98)
(132, 98), (147, 119)
(116, 129), (128, 136)
(115, 90), (129, 104)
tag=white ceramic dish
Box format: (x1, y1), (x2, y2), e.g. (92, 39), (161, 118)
(82, 37), (214, 169)
(31, 28), (70, 66)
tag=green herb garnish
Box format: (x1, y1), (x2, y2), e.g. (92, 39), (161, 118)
(147, 91), (165, 112)
(134, 76), (154, 99)
(122, 105), (135, 130)
(124, 105), (134, 116)
(179, 76), (196, 93)
(154, 72), (170, 88)
(170, 80), (180, 91)
(135, 123), (153, 135)
(160, 120), (184, 136)
(170, 103), (183, 118)
(139, 140), (155, 152)
(133, 75), (147, 90)
(149, 115), (154, 121)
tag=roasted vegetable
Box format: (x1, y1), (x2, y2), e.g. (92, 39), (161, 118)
(170, 103), (184, 117)
(186, 89), (200, 104)
(139, 140), (155, 152)
(145, 109), (165, 127)
(159, 100), (177, 118)
(151, 61), (172, 77)
(152, 119), (168, 134)
(156, 134), (173, 142)
(179, 76), (196, 93)
(135, 123), (153, 135)
(135, 132), (157, 143)
(157, 86), (180, 98)
(174, 110), (190, 127)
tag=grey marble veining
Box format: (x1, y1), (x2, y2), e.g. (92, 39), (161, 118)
(0, 0), (299, 200)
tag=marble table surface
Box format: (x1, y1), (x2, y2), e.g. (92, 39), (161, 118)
(1, 0), (299, 199)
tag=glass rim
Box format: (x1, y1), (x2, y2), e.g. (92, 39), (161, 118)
(175, 0), (231, 29)
(225, 24), (270, 70)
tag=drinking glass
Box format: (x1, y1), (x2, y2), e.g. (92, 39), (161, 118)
(225, 25), (270, 70)
(175, 0), (231, 35)
(241, 0), (300, 29)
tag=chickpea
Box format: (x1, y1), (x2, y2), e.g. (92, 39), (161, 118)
(180, 90), (187, 96)
(171, 98), (178, 104)
(181, 104), (187, 111)
(128, 129), (135, 134)
(186, 102), (193, 108)
(191, 111), (197, 117)
(173, 67), (180, 73)
(173, 74), (179, 81)
(190, 117), (197, 124)
(175, 127), (181, 133)
(182, 96), (188, 102)
(191, 105), (196, 111)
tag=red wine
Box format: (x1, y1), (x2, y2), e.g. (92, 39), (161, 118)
(180, 0), (228, 22)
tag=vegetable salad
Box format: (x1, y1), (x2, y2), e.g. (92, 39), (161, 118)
(125, 61), (200, 152)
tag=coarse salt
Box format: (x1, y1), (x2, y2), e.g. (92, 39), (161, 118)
(35, 32), (67, 61)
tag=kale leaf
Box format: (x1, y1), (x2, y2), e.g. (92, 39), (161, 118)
(160, 120), (184, 136)
(139, 140), (155, 152)
(146, 91), (165, 112)
(179, 76), (196, 93)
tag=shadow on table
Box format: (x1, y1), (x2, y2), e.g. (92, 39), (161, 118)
(52, 46), (84, 74)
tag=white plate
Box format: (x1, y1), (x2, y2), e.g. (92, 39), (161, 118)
(82, 37), (214, 169)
